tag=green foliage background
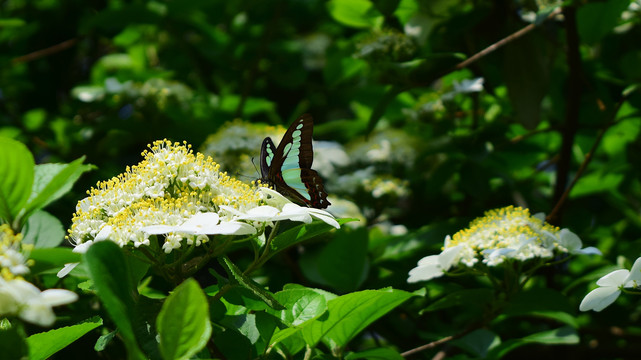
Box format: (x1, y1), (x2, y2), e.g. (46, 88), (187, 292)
(2, 0), (641, 358)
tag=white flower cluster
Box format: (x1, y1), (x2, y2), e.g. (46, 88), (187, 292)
(68, 139), (264, 253)
(408, 206), (601, 283)
(61, 140), (340, 277)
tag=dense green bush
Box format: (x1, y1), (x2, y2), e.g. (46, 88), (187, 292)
(2, 0), (641, 358)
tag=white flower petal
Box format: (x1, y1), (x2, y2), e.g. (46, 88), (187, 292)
(596, 269), (629, 287)
(439, 245), (463, 269)
(57, 263), (79, 278)
(416, 255), (439, 267)
(142, 225), (178, 235)
(573, 246), (602, 255)
(579, 286), (621, 312)
(181, 212), (220, 227)
(259, 187), (291, 207)
(188, 221), (257, 235)
(625, 257), (641, 285)
(408, 261), (443, 283)
(95, 225), (113, 241)
(19, 303), (56, 327)
(40, 289), (79, 307)
(239, 206), (281, 221)
(73, 240), (94, 254)
(306, 208), (340, 229)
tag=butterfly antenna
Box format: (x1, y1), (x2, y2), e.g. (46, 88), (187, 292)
(251, 156), (260, 177)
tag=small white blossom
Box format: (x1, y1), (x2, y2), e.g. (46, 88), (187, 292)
(580, 257), (641, 312)
(0, 278), (78, 326)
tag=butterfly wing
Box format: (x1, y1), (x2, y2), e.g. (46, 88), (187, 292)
(262, 114), (330, 209)
(260, 137), (276, 180)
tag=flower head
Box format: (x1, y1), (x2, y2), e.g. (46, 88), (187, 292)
(408, 206), (600, 283)
(580, 257), (641, 312)
(67, 140), (263, 253)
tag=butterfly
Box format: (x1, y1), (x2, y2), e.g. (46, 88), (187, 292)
(260, 114), (330, 209)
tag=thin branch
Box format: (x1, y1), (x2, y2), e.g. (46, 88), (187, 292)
(401, 326), (476, 358)
(546, 97), (628, 223)
(12, 38), (78, 64)
(455, 8), (562, 70)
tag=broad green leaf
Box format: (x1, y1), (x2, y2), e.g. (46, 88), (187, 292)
(157, 278), (212, 360)
(22, 210), (65, 248)
(270, 288), (328, 326)
(345, 347), (404, 360)
(219, 256), (284, 310)
(0, 137), (34, 227)
(27, 317), (103, 360)
(327, 0), (383, 29)
(28, 248), (81, 275)
(21, 157), (93, 226)
(315, 227), (369, 292)
(487, 326), (579, 358)
(85, 241), (144, 360)
(219, 312), (278, 354)
(301, 288), (414, 349)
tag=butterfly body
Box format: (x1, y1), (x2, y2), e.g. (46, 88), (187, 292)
(260, 114), (330, 209)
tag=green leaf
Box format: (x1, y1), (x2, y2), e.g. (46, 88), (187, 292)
(94, 330), (117, 351)
(20, 157), (93, 227)
(85, 241), (145, 359)
(577, 0), (630, 44)
(219, 256), (284, 310)
(301, 288), (415, 349)
(503, 31), (551, 129)
(327, 0), (383, 29)
(269, 288), (328, 327)
(0, 323), (28, 360)
(157, 278), (212, 360)
(269, 220), (341, 260)
(315, 227), (369, 292)
(22, 210), (65, 248)
(28, 248), (81, 275)
(0, 137), (34, 227)
(487, 326), (579, 358)
(450, 329), (500, 358)
(345, 347), (405, 360)
(27, 317), (103, 360)
(219, 312), (279, 355)
(502, 288), (578, 328)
